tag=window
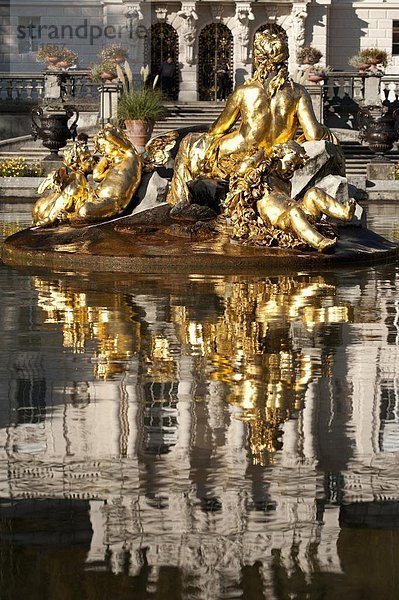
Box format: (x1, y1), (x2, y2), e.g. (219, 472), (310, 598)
(393, 20), (399, 55)
(18, 16), (41, 54)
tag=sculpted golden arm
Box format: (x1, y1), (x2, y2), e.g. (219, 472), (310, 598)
(296, 88), (336, 142)
(208, 89), (242, 136)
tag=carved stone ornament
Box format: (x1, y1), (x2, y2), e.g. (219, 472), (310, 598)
(155, 6), (168, 22)
(177, 4), (198, 65)
(235, 4), (255, 64)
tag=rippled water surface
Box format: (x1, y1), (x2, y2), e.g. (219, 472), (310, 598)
(1, 204), (399, 599)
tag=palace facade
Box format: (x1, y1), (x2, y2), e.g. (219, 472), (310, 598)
(1, 1), (399, 100)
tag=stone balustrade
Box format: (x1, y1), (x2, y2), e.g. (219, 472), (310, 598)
(322, 72), (367, 129)
(0, 73), (45, 101)
(380, 75), (399, 106)
(0, 70), (99, 103)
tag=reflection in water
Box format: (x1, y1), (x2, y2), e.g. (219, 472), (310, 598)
(32, 274), (351, 465)
(1, 263), (399, 598)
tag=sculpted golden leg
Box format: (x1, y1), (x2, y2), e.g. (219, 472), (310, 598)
(74, 196), (119, 221)
(301, 188), (355, 221)
(280, 206), (337, 252)
(257, 192), (336, 252)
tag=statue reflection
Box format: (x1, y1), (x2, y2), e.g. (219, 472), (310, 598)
(174, 277), (351, 464)
(32, 273), (351, 464)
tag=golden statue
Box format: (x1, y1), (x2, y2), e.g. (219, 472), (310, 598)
(32, 25), (352, 252)
(166, 24), (351, 252)
(32, 135), (95, 227)
(32, 126), (177, 227)
(225, 141), (355, 251)
(167, 25), (341, 206)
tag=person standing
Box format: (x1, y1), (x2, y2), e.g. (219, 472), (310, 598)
(216, 59), (230, 101)
(159, 56), (176, 100)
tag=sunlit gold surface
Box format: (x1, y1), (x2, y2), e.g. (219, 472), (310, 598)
(32, 127), (178, 227)
(167, 25), (348, 253)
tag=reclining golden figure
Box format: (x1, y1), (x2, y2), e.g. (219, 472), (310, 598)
(224, 141), (355, 252)
(32, 126), (178, 227)
(166, 24), (343, 210)
(32, 125), (142, 227)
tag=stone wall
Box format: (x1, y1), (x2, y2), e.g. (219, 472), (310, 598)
(1, 0), (399, 100)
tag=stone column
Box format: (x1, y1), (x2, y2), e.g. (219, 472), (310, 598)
(176, 3), (198, 101)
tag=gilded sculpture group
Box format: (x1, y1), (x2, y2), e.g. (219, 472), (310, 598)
(32, 25), (355, 253)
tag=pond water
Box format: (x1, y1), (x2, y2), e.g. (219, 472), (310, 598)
(1, 203), (399, 599)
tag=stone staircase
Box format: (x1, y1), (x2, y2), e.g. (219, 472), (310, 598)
(342, 143), (399, 177)
(153, 101), (224, 135)
(1, 102), (398, 178)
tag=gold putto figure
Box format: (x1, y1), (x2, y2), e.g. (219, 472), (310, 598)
(225, 141), (355, 251)
(32, 126), (177, 227)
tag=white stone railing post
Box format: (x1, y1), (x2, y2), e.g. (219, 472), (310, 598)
(99, 83), (119, 126)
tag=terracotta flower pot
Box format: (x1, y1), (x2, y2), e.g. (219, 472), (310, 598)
(124, 119), (154, 149)
(101, 72), (115, 82)
(307, 74), (324, 83)
(45, 57), (58, 69)
(57, 60), (69, 70)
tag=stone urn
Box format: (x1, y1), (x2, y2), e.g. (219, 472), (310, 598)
(124, 119), (154, 150)
(358, 107), (399, 159)
(32, 106), (79, 160)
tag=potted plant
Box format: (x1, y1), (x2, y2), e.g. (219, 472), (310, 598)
(349, 48), (389, 74)
(117, 63), (168, 148)
(307, 65), (332, 83)
(296, 46), (323, 66)
(36, 44), (78, 70)
(99, 44), (128, 65)
(56, 47), (79, 70)
(89, 60), (118, 83)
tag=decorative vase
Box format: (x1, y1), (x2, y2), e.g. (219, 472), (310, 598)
(124, 119), (154, 149)
(31, 106), (79, 160)
(358, 107), (399, 160)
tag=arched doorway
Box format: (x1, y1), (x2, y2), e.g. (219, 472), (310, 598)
(198, 24), (233, 101)
(145, 23), (179, 100)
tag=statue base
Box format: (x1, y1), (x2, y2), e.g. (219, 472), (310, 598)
(2, 208), (398, 274)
